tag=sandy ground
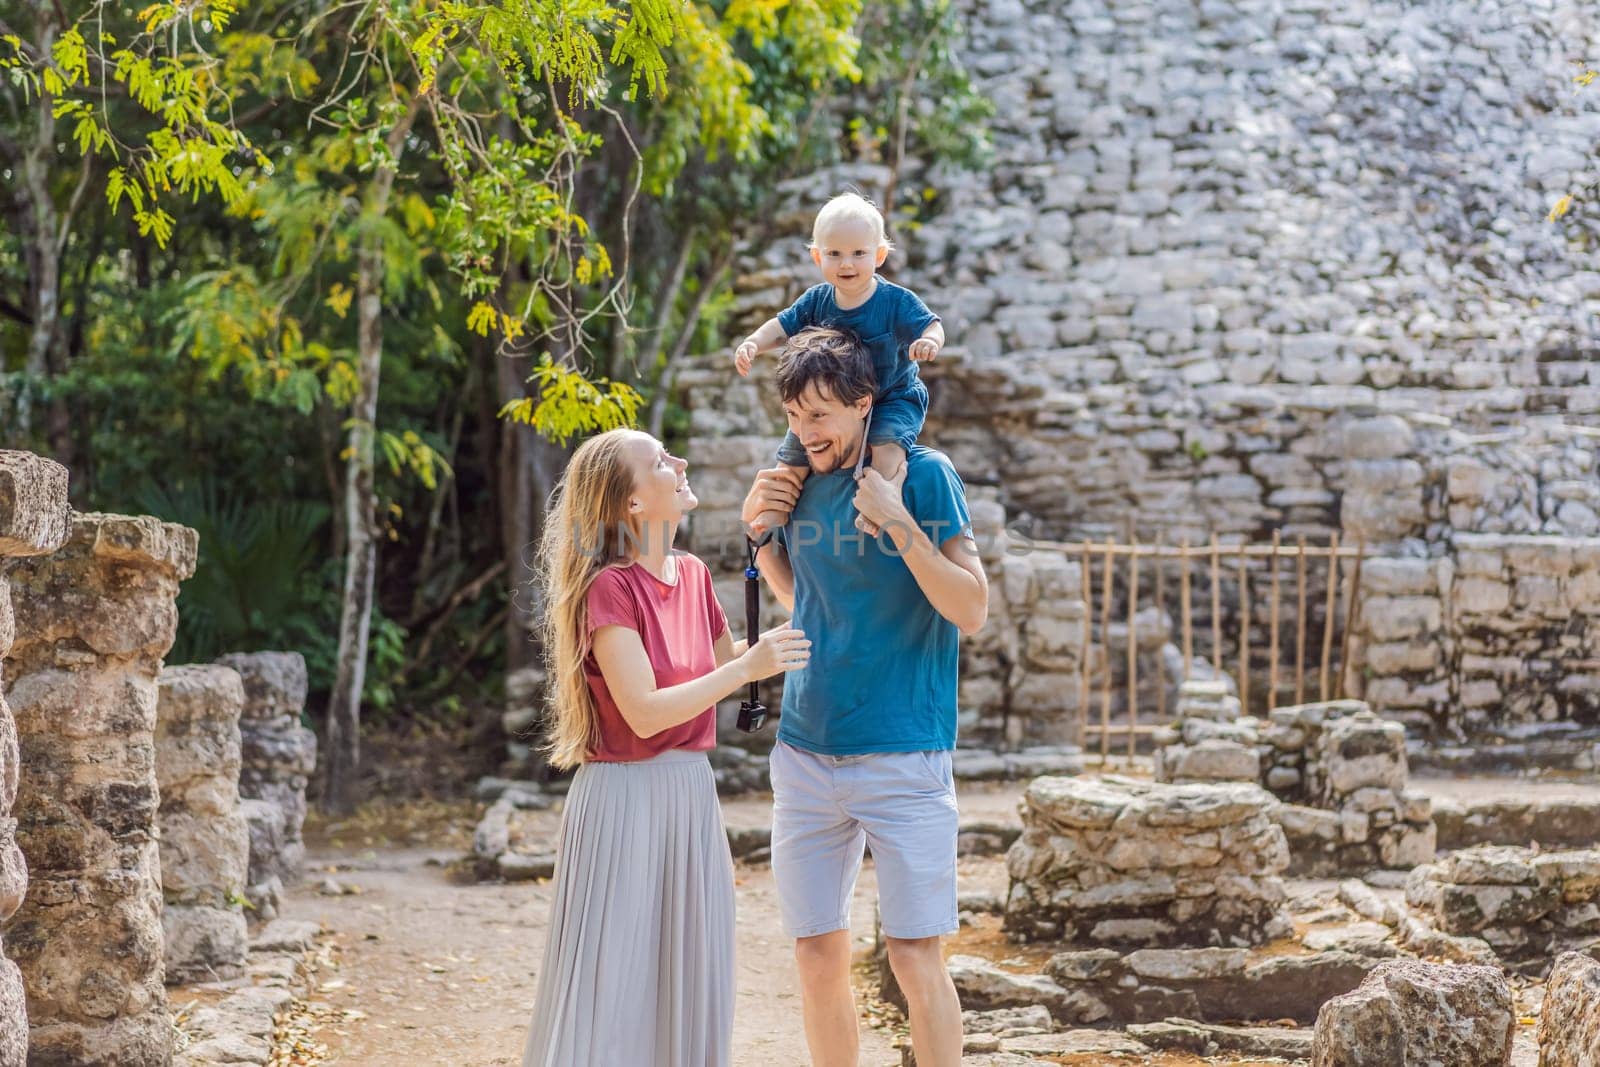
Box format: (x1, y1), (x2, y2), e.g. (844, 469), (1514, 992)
(1410, 773), (1600, 804)
(286, 793), (923, 1067)
(283, 774), (1597, 1066)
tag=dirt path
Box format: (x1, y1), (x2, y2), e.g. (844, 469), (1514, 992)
(285, 796), (913, 1067)
(282, 775), (1591, 1065)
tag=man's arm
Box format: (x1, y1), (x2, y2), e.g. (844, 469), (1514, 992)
(743, 465), (802, 612)
(756, 539), (795, 613)
(854, 469), (989, 636)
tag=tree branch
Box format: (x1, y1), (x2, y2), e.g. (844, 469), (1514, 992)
(0, 297), (33, 326)
(54, 151), (95, 262)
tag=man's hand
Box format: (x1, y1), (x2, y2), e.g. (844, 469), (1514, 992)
(853, 468), (912, 540)
(742, 466), (805, 531)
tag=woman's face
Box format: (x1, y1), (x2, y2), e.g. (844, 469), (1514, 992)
(625, 432), (696, 529)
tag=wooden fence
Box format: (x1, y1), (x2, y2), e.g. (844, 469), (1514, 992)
(1030, 534), (1368, 762)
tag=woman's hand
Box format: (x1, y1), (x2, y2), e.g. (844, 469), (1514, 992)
(739, 621), (810, 682)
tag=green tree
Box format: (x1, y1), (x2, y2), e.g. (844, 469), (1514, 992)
(0, 0), (255, 458)
(1, 0), (993, 811)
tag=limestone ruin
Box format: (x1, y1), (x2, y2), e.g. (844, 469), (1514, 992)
(1154, 689), (1437, 876)
(0, 451), (72, 1066)
(676, 0), (1600, 768)
(1004, 775), (1292, 947)
(5, 512), (196, 1066)
(155, 665), (251, 984)
(1407, 845), (1600, 975)
(1310, 959), (1515, 1067)
(215, 651), (316, 919)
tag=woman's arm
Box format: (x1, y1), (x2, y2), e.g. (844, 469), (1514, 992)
(713, 628), (748, 667)
(593, 623), (808, 738)
(593, 626), (755, 738)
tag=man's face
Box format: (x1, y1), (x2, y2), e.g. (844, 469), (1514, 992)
(782, 382), (872, 474)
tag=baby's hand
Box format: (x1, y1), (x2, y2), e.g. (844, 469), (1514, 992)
(734, 340), (758, 376)
(909, 338), (940, 362)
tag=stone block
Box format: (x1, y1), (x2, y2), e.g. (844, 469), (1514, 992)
(1359, 596), (1442, 643)
(214, 651), (309, 723)
(1310, 960), (1513, 1067)
(0, 451), (71, 557)
(1160, 739), (1260, 783)
(1318, 714), (1408, 798)
(1006, 777), (1289, 947)
(162, 904), (248, 984)
(1538, 951), (1600, 1067)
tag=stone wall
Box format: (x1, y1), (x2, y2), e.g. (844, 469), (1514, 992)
(4, 513), (196, 1066)
(155, 665), (250, 984)
(1348, 537), (1600, 742)
(1448, 535), (1600, 733)
(675, 0), (1600, 747)
(1153, 692), (1435, 875)
(0, 451), (71, 1066)
(1407, 845), (1600, 975)
(215, 652), (315, 918)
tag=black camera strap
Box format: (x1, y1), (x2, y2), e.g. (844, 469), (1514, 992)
(738, 528), (775, 732)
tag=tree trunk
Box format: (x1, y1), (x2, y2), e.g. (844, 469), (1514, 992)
(495, 347), (540, 671)
(648, 245), (735, 439)
(322, 234), (384, 815)
(17, 15), (60, 443)
(321, 105), (418, 814)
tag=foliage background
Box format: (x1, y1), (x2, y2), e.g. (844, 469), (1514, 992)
(0, 0), (990, 781)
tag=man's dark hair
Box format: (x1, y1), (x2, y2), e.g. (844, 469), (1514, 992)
(774, 326), (877, 406)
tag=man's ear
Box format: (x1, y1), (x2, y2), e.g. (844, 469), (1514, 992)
(854, 395), (873, 418)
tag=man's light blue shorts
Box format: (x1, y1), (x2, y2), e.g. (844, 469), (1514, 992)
(769, 740), (959, 940)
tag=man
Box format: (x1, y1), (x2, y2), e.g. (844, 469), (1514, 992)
(741, 326), (989, 1067)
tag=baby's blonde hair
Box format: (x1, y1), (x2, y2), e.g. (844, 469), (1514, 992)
(810, 192), (895, 253)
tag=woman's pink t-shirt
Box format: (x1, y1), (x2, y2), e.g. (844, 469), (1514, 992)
(583, 554), (730, 762)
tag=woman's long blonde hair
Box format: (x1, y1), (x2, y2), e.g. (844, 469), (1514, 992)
(536, 429), (641, 770)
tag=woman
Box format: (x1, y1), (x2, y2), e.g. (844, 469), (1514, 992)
(522, 428), (809, 1066)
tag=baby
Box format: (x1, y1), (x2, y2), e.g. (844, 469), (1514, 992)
(735, 192), (945, 535)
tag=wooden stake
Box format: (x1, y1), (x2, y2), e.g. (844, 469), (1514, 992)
(1127, 539), (1141, 761)
(1295, 534), (1309, 705)
(1338, 535), (1366, 700)
(1268, 529), (1282, 711)
(1079, 540), (1092, 749)
(1154, 534), (1168, 724)
(1321, 531), (1341, 701)
(1237, 542), (1250, 715)
(1209, 533), (1222, 673)
(1099, 540), (1115, 763)
(1180, 540), (1193, 682)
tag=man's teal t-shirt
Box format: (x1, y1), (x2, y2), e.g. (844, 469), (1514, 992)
(774, 445), (973, 755)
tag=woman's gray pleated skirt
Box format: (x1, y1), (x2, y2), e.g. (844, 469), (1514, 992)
(521, 748), (735, 1067)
